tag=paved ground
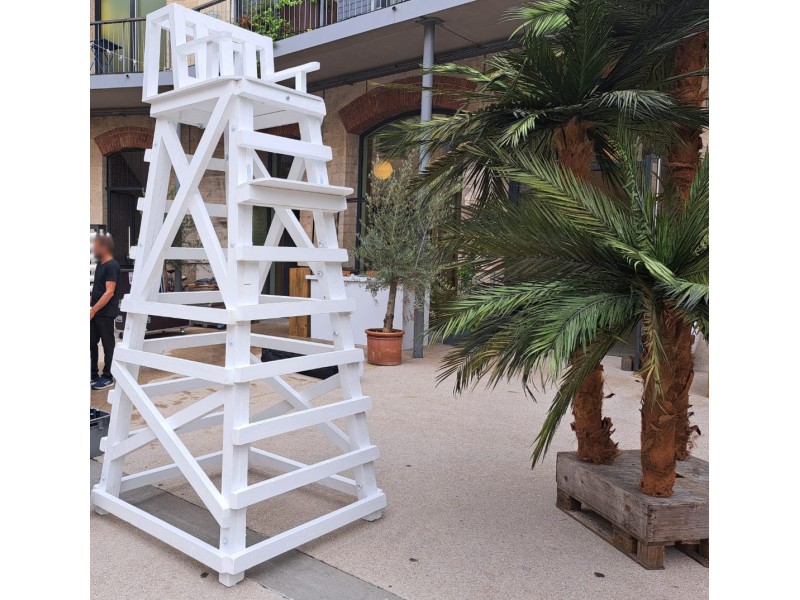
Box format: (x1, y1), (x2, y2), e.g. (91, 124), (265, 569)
(91, 325), (709, 600)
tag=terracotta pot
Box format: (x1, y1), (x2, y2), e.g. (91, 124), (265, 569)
(365, 328), (404, 366)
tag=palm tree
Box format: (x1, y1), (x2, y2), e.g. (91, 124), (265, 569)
(430, 141), (708, 496)
(384, 0), (708, 465)
(510, 0), (709, 461)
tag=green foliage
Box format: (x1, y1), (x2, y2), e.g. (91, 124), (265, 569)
(380, 0), (708, 201)
(429, 140), (709, 466)
(245, 0), (319, 41)
(356, 161), (456, 324)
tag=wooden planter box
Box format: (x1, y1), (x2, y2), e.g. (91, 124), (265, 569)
(556, 450), (708, 569)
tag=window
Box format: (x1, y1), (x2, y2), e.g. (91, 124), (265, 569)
(106, 149), (147, 268)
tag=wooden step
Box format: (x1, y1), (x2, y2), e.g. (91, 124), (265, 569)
(238, 178), (353, 212)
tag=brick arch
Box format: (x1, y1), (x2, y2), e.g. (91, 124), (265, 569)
(338, 75), (475, 135)
(94, 126), (154, 156)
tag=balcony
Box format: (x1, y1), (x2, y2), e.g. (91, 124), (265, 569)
(90, 0), (409, 75)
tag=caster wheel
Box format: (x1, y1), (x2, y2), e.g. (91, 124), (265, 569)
(118, 332), (124, 339)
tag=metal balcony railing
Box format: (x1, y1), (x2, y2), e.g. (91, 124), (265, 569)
(91, 0), (409, 75)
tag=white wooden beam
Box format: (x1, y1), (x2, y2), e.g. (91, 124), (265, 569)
(115, 347), (230, 384)
(231, 446), (379, 509)
(236, 246), (347, 264)
(112, 365), (229, 526)
(248, 448), (357, 496)
(91, 489), (225, 571)
(234, 348), (361, 384)
(229, 493), (387, 573)
(233, 396), (371, 445)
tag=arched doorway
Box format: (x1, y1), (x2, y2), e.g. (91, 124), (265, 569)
(105, 148), (147, 268)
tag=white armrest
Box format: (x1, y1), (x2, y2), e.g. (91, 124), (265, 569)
(262, 62), (321, 83)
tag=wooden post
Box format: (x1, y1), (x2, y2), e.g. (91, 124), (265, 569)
(289, 267), (312, 337)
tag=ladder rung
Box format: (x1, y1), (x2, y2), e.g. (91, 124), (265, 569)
(230, 446), (379, 509)
(234, 130), (331, 162)
(235, 298), (355, 322)
(238, 183), (347, 212)
(236, 246), (347, 264)
(233, 396), (372, 445)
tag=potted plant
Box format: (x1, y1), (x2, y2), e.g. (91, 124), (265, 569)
(356, 160), (452, 365)
(385, 0), (708, 462)
(431, 140), (708, 497)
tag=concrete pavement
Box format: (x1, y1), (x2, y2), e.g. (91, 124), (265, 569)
(91, 334), (709, 600)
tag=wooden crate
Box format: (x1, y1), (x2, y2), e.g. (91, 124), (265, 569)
(556, 450), (708, 569)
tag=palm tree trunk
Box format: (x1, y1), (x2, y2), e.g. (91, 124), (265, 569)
(383, 277), (399, 333)
(571, 358), (620, 463)
(640, 307), (694, 496)
(667, 30), (708, 459)
(557, 118), (619, 465)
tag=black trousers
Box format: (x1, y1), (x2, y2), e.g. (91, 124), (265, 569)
(91, 316), (116, 379)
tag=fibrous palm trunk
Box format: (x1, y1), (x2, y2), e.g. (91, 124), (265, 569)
(667, 30), (709, 460)
(557, 118), (619, 464)
(640, 307), (694, 496)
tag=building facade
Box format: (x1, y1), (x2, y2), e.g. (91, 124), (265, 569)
(90, 0), (520, 291)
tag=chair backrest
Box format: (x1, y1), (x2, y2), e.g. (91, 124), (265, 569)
(142, 4), (275, 100)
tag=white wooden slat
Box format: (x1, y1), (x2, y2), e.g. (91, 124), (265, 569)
(155, 291), (224, 305)
(91, 489), (224, 571)
(248, 177), (353, 197)
(188, 191), (231, 302)
(234, 348), (362, 384)
(121, 298), (231, 325)
(119, 450), (223, 492)
(137, 198), (228, 217)
(250, 334), (334, 355)
(240, 79), (326, 118)
(115, 347), (230, 384)
(175, 30), (233, 55)
(265, 376), (350, 452)
(131, 247), (219, 261)
(147, 77), (238, 118)
(231, 446), (379, 509)
(253, 111), (300, 131)
(112, 365), (229, 526)
(239, 184), (347, 213)
(233, 396), (371, 445)
(262, 62), (320, 86)
(140, 376), (218, 397)
(230, 493), (387, 572)
(275, 207), (314, 249)
(236, 246), (347, 264)
(249, 448), (357, 496)
(143, 331), (227, 353)
(235, 130), (331, 162)
(235, 298), (355, 323)
(109, 388), (225, 460)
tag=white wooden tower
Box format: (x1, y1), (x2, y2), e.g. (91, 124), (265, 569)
(90, 5), (385, 586)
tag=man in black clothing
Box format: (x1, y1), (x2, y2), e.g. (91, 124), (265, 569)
(91, 235), (121, 390)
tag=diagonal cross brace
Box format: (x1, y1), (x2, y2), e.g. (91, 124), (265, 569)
(131, 93), (233, 302)
(112, 363), (230, 526)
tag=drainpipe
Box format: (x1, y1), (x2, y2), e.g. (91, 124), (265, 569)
(413, 17), (438, 358)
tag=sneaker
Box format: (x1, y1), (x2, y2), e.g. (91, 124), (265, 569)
(91, 376), (98, 387)
(92, 376), (114, 391)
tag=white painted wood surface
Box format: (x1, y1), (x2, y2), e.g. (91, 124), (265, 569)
(91, 4), (385, 586)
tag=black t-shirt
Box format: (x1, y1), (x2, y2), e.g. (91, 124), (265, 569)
(92, 259), (122, 318)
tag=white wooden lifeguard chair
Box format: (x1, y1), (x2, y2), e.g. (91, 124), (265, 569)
(90, 4), (385, 586)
